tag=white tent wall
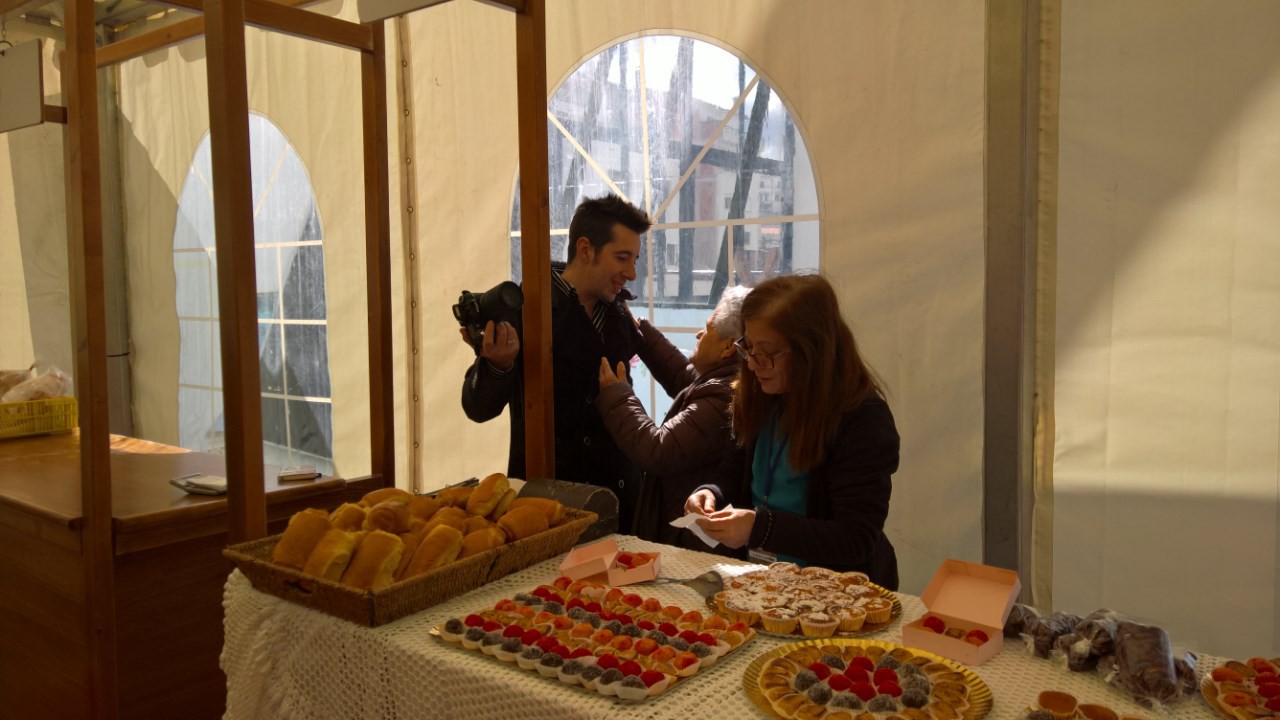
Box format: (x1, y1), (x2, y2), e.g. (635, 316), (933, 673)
(1054, 1), (1280, 657)
(408, 0), (986, 595)
(0, 36), (67, 373)
(116, 0), (381, 479)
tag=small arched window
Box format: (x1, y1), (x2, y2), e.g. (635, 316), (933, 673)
(172, 114), (334, 474)
(510, 34), (820, 419)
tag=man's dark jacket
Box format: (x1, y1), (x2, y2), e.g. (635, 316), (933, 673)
(461, 264), (645, 533)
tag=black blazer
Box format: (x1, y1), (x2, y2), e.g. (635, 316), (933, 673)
(696, 395), (901, 589)
(461, 264), (646, 532)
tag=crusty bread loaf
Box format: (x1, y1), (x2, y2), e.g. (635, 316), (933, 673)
(434, 485), (472, 508)
(487, 488), (517, 521)
(360, 487), (412, 507)
(496, 505), (549, 542)
(301, 529), (361, 581)
(423, 506), (467, 534)
(459, 527), (506, 559)
(465, 473), (510, 517)
(508, 497), (566, 526)
(404, 525), (463, 577)
(339, 529), (404, 591)
(363, 499), (411, 534)
(271, 508), (332, 569)
(330, 503), (367, 531)
(407, 495), (441, 523)
(463, 515), (494, 535)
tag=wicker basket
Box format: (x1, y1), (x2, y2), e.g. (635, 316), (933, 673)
(0, 396), (77, 440)
(223, 508), (597, 626)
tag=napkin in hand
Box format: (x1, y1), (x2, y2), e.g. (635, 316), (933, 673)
(669, 504), (735, 548)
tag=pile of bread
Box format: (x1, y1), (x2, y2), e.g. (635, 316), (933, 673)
(269, 473), (568, 592)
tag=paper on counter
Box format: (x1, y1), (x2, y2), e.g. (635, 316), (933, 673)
(669, 504), (734, 548)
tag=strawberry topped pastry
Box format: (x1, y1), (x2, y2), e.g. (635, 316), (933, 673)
(437, 575), (756, 702)
(1205, 657), (1280, 719)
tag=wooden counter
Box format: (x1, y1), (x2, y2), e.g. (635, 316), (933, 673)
(0, 431), (383, 719)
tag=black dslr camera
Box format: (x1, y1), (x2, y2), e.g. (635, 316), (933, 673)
(453, 281), (524, 354)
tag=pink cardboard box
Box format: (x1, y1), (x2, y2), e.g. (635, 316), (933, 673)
(901, 558), (1020, 666)
(558, 537), (660, 586)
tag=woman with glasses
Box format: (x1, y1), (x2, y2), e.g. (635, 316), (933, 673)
(596, 286), (750, 549)
(684, 274), (901, 589)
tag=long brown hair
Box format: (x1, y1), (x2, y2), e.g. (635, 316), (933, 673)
(732, 274), (884, 472)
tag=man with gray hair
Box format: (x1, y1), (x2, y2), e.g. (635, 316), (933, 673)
(596, 285), (750, 548)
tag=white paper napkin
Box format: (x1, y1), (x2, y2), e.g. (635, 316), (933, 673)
(669, 504), (735, 548)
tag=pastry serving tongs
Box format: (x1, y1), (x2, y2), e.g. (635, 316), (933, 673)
(634, 571), (724, 599)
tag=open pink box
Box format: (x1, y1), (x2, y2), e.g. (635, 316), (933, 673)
(901, 558), (1020, 666)
(558, 537), (660, 586)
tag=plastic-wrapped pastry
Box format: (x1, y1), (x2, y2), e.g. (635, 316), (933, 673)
(1023, 611), (1080, 659)
(1108, 620), (1181, 706)
(1004, 603), (1041, 638)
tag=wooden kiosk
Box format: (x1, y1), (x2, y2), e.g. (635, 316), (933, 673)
(0, 0), (557, 716)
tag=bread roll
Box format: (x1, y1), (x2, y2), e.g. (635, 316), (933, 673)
(509, 497), (566, 526)
(271, 508), (332, 569)
(301, 529), (361, 581)
(404, 525), (463, 577)
(434, 485), (472, 508)
(496, 505), (549, 542)
(407, 495), (442, 522)
(459, 527), (507, 559)
(339, 529), (405, 591)
(394, 525), (428, 579)
(423, 506), (467, 534)
(330, 503), (367, 531)
(487, 488), (517, 521)
(463, 515), (494, 535)
(363, 499), (411, 534)
(465, 473), (510, 517)
(360, 487), (412, 507)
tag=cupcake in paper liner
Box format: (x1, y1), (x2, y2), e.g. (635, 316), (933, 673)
(439, 618), (466, 643)
(594, 668), (624, 696)
(557, 658), (586, 685)
(536, 652), (565, 678)
(831, 604), (867, 632)
(800, 611), (839, 638)
(863, 598), (893, 624)
(494, 636), (522, 663)
(461, 627), (486, 650)
(516, 645), (543, 671)
(761, 607), (799, 634)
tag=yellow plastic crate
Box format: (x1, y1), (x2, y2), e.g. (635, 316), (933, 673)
(0, 396), (78, 440)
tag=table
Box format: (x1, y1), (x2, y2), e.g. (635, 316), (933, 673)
(222, 537), (1224, 720)
(0, 431), (381, 719)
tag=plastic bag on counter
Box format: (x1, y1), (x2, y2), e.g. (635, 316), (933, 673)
(1051, 608), (1124, 671)
(1022, 610), (1081, 659)
(1004, 603), (1041, 638)
(1105, 619), (1191, 707)
(1, 366), (73, 403)
(0, 366), (34, 398)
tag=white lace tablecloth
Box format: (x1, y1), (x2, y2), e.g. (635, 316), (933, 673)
(222, 537), (1223, 720)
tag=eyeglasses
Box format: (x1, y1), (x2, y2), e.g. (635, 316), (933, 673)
(733, 338), (791, 370)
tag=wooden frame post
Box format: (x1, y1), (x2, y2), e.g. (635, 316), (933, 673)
(362, 20), (394, 483)
(63, 0), (120, 714)
(205, 0), (267, 542)
(514, 0), (554, 480)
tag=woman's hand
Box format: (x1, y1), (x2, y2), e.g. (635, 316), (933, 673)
(685, 489), (717, 515)
(696, 507), (756, 549)
(598, 358), (628, 391)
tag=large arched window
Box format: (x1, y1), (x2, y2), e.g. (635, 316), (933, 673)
(510, 34), (819, 419)
(173, 114), (334, 474)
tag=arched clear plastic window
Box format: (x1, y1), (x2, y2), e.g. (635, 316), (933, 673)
(510, 35), (819, 419)
(172, 114), (334, 474)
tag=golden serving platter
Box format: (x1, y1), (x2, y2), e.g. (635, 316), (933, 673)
(743, 637), (993, 720)
(706, 583), (903, 639)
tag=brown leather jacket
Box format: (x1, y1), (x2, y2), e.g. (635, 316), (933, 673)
(595, 319), (738, 547)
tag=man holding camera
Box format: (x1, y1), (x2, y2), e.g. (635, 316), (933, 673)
(460, 194), (650, 534)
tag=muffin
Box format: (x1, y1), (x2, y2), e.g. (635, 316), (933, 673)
(761, 607), (800, 634)
(831, 604), (868, 632)
(800, 611), (840, 638)
(864, 597), (893, 624)
(723, 598), (761, 627)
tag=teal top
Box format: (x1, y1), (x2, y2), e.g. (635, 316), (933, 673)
(751, 413), (808, 565)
